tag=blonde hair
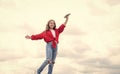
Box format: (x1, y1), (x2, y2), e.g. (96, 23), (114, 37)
(46, 19), (56, 31)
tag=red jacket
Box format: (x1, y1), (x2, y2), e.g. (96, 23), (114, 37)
(31, 24), (65, 48)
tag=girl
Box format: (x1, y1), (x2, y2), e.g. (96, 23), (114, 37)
(25, 13), (70, 74)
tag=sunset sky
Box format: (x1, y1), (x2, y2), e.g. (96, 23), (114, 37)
(0, 0), (120, 74)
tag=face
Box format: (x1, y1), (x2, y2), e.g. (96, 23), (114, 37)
(48, 20), (55, 29)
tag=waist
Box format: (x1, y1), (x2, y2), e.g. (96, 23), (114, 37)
(47, 41), (58, 44)
(44, 37), (58, 43)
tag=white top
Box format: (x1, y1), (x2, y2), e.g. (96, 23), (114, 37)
(50, 29), (56, 38)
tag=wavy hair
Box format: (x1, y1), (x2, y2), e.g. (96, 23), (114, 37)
(46, 19), (56, 31)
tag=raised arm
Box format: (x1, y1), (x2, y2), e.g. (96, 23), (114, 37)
(63, 13), (71, 26)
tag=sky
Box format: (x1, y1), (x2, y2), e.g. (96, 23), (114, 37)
(0, 0), (120, 74)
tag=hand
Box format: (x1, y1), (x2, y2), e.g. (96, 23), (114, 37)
(25, 35), (31, 39)
(64, 13), (71, 19)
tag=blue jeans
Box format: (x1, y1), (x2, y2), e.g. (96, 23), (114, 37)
(37, 42), (58, 74)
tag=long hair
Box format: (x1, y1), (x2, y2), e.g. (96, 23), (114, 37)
(46, 19), (56, 31)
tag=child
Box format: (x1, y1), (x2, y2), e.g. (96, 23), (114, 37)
(25, 13), (70, 74)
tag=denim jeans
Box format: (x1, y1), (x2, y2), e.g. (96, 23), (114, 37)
(37, 42), (58, 74)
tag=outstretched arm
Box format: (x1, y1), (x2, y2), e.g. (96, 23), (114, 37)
(25, 31), (44, 40)
(64, 13), (71, 26)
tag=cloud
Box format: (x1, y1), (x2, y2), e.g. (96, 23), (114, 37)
(106, 0), (120, 6)
(0, 0), (120, 74)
